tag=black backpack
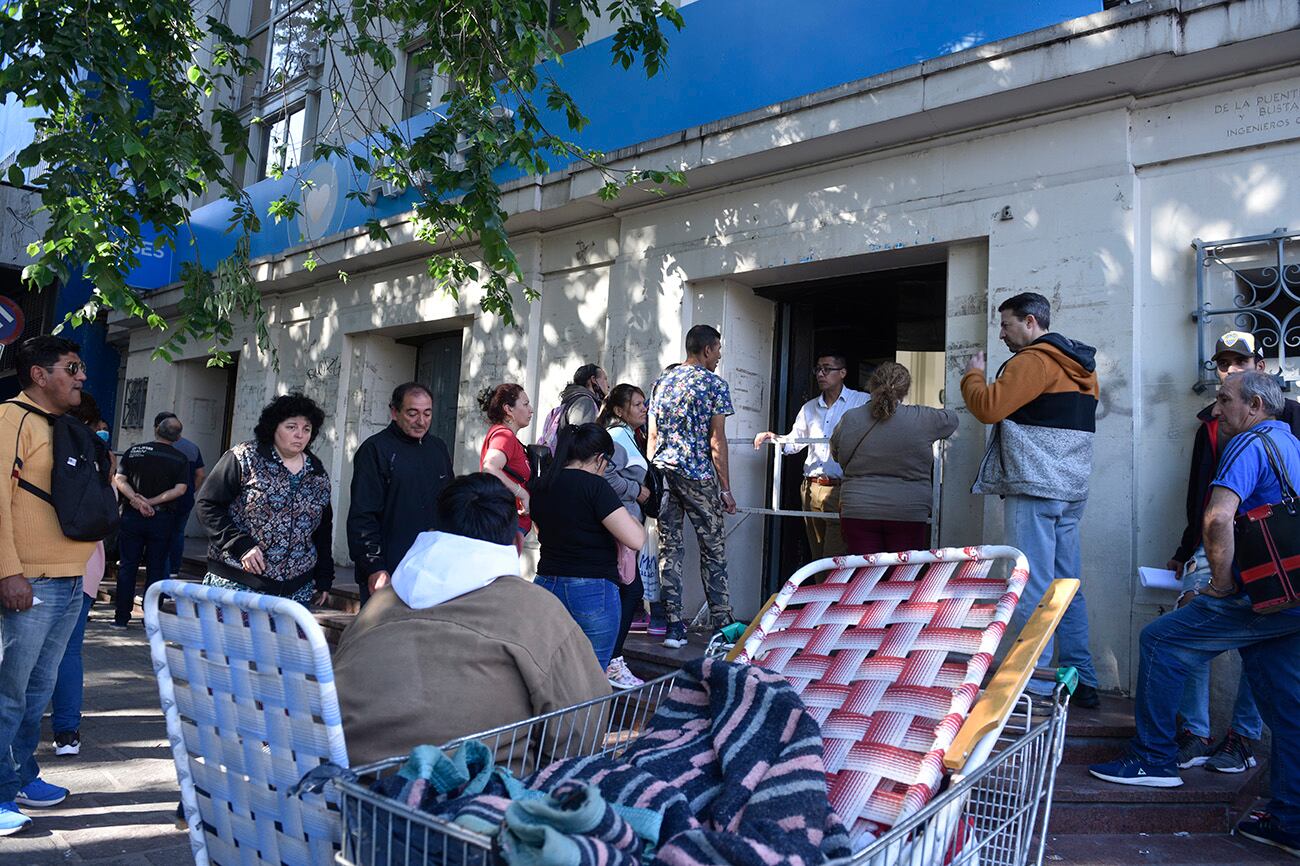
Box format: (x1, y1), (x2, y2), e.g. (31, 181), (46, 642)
(6, 400), (121, 542)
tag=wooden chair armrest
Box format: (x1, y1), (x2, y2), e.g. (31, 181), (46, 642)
(943, 578), (1080, 771)
(725, 594), (777, 662)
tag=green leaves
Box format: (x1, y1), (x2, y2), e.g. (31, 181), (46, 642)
(3, 0), (687, 360)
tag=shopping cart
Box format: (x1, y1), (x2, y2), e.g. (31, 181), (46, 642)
(321, 546), (1077, 866)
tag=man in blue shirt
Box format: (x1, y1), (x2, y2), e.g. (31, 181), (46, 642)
(1090, 371), (1300, 856)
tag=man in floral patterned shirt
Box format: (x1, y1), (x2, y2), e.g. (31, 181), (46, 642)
(647, 324), (736, 648)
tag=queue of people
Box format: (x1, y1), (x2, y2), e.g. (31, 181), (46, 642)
(4, 297), (1300, 856)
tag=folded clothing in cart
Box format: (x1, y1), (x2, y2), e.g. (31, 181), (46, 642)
(374, 657), (852, 866)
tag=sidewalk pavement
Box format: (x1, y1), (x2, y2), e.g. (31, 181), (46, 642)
(4, 602), (192, 864)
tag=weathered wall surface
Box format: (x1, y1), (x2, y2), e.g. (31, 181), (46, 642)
(117, 56), (1300, 690)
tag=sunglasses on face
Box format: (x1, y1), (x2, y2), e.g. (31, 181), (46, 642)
(814, 366), (845, 375)
(45, 361), (86, 376)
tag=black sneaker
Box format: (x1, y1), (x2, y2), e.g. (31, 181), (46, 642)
(107, 621), (129, 630)
(1072, 683), (1100, 709)
(1175, 728), (1213, 769)
(663, 621), (688, 649)
(1235, 811), (1300, 857)
(1206, 730), (1257, 774)
(53, 730), (80, 757)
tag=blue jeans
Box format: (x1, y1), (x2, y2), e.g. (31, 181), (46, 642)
(534, 576), (620, 670)
(164, 506), (193, 578)
(0, 576), (84, 801)
(1004, 495), (1098, 688)
(115, 508), (176, 625)
(1135, 592), (1300, 831)
(1177, 547), (1263, 739)
(51, 593), (95, 734)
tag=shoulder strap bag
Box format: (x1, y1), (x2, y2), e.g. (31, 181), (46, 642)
(1229, 428), (1300, 613)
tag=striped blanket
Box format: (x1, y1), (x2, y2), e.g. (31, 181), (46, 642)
(378, 657), (851, 865)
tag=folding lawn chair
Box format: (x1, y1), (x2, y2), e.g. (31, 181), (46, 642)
(727, 545), (1077, 850)
(144, 580), (350, 866)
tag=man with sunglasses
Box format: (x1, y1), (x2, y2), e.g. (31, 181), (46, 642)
(754, 353), (867, 560)
(0, 336), (98, 836)
(1162, 330), (1300, 775)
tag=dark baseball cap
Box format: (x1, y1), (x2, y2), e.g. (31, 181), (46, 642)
(1211, 330), (1263, 361)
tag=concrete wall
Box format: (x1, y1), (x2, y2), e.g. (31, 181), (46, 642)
(117, 54), (1300, 692)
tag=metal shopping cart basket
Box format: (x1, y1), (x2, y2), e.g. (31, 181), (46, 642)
(322, 547), (1077, 866)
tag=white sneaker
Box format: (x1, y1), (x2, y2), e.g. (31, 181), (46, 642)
(605, 657), (644, 690)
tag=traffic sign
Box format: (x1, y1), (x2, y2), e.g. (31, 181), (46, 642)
(0, 297), (24, 346)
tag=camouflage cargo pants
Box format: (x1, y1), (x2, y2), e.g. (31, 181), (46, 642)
(657, 469), (731, 624)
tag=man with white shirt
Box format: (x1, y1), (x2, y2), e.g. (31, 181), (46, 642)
(754, 353), (868, 559)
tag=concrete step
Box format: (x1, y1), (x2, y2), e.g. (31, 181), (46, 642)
(1044, 829), (1296, 864)
(1050, 761), (1266, 834)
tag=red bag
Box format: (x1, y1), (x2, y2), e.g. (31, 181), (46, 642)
(1230, 429), (1300, 614)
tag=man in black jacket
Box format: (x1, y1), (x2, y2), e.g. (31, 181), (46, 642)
(347, 383), (453, 604)
(1165, 330), (1300, 773)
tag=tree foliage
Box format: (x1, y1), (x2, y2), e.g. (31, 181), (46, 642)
(0, 0), (685, 361)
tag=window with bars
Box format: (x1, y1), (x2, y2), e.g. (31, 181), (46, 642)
(121, 378), (149, 429)
(1193, 229), (1300, 392)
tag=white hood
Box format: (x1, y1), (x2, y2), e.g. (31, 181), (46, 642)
(390, 531), (520, 609)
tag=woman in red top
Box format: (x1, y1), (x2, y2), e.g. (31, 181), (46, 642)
(478, 384), (535, 534)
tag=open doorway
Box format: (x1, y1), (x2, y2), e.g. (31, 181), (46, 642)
(754, 262), (947, 585)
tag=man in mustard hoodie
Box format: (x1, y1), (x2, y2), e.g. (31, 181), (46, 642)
(0, 336), (98, 836)
(961, 292), (1101, 708)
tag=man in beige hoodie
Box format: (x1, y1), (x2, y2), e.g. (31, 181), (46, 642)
(334, 473), (609, 768)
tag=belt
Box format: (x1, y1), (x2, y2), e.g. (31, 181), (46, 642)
(806, 476), (841, 487)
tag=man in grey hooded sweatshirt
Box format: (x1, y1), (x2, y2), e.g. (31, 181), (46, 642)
(334, 473), (609, 767)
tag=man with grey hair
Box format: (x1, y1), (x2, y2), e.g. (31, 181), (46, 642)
(1091, 371), (1300, 856)
(111, 416), (189, 627)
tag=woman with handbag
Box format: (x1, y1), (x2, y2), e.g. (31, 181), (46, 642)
(196, 393), (334, 604)
(478, 383), (535, 538)
(530, 423), (647, 670)
(831, 362), (958, 555)
(598, 384), (655, 688)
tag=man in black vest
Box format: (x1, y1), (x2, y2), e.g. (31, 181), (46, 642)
(347, 383), (453, 604)
(111, 416), (188, 627)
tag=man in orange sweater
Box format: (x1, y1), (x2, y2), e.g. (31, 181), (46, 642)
(961, 292), (1101, 708)
(0, 336), (97, 836)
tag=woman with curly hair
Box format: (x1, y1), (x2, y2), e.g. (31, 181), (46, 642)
(477, 383), (534, 536)
(196, 393), (334, 605)
(831, 362), (958, 556)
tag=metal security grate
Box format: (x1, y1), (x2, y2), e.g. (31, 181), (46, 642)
(122, 377), (148, 428)
(1193, 228), (1300, 392)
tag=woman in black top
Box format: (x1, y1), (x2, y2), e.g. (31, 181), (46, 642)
(530, 424), (647, 669)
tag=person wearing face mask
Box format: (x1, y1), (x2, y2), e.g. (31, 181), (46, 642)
(347, 383), (453, 605)
(196, 393), (334, 606)
(962, 291), (1101, 709)
(530, 424), (647, 670)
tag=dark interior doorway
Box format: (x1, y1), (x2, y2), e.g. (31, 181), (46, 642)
(754, 262), (947, 589)
(220, 353), (240, 454)
(411, 331), (463, 447)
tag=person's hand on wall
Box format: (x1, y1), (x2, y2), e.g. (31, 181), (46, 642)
(965, 352), (986, 375)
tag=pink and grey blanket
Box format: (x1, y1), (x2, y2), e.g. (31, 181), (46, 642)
(375, 657), (852, 865)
